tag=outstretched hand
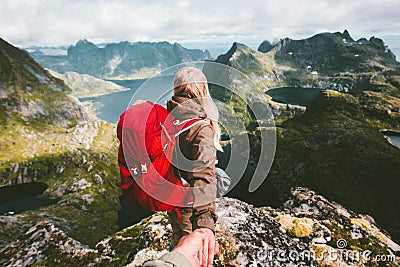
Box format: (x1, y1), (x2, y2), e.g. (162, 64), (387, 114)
(173, 228), (219, 267)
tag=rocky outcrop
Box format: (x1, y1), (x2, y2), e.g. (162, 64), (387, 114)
(0, 220), (96, 266)
(30, 40), (211, 79)
(1, 188), (399, 266)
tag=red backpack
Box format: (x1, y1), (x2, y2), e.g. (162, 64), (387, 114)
(117, 101), (203, 212)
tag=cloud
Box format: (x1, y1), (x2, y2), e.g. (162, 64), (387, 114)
(0, 0), (399, 48)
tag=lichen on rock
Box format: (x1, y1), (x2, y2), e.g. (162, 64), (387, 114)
(275, 214), (314, 237)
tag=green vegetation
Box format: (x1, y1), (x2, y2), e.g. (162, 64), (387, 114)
(0, 120), (121, 246)
(235, 90), (400, 242)
(0, 38), (87, 128)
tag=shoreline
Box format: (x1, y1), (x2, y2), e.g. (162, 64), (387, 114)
(76, 87), (131, 100)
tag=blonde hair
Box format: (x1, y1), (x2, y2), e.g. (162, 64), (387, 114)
(173, 67), (223, 151)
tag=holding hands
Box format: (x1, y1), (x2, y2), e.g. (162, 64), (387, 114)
(173, 228), (219, 267)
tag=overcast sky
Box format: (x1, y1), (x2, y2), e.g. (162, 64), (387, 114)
(1, 0), (399, 57)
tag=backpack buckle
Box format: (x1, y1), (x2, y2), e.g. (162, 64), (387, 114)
(141, 163), (148, 174)
(130, 164), (139, 176)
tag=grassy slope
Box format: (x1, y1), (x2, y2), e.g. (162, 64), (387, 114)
(48, 70), (129, 98)
(0, 38), (122, 247)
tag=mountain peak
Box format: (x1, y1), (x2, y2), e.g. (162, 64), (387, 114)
(75, 39), (95, 47)
(342, 29), (353, 41)
(330, 29), (353, 41)
(233, 41), (252, 51)
(215, 42), (252, 65)
(269, 30), (398, 73)
(257, 40), (273, 53)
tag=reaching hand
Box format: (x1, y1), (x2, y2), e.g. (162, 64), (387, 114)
(173, 228), (219, 267)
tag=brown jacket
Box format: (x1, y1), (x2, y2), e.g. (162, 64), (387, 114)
(167, 96), (218, 232)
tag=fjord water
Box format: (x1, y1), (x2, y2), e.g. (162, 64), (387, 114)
(266, 87), (322, 106)
(82, 83), (323, 123)
(79, 76), (174, 123)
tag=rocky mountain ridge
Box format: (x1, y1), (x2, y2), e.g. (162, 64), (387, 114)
(29, 40), (211, 79)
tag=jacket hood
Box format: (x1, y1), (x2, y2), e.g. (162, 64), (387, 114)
(167, 96), (208, 120)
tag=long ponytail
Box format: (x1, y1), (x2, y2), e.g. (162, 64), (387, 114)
(173, 67), (223, 152)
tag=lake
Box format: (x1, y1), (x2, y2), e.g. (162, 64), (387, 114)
(0, 182), (60, 215)
(79, 76), (174, 123)
(381, 130), (400, 149)
(266, 87), (322, 106)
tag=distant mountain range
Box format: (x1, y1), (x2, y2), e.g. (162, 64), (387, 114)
(215, 30), (400, 96)
(29, 40), (211, 79)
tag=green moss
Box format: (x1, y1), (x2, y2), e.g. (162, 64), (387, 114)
(0, 105), (7, 125)
(42, 200), (119, 247)
(101, 224), (145, 263)
(28, 246), (97, 267)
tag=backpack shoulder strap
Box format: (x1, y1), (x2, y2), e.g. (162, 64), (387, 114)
(173, 118), (208, 137)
